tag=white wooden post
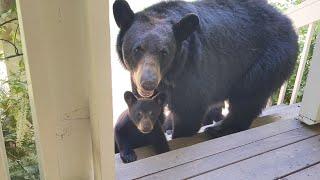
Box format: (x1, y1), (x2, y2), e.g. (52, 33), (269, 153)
(277, 82), (288, 105)
(286, 0), (320, 28)
(290, 23), (315, 104)
(0, 124), (10, 180)
(299, 35), (320, 125)
(17, 0), (96, 179)
(86, 0), (115, 179)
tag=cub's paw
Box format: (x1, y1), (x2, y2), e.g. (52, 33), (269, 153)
(120, 149), (137, 163)
(204, 125), (223, 139)
(204, 123), (234, 139)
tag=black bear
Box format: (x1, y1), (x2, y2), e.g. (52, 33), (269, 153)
(113, 0), (298, 139)
(115, 91), (169, 163)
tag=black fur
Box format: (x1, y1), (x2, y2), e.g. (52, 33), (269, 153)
(113, 0), (298, 139)
(114, 92), (169, 163)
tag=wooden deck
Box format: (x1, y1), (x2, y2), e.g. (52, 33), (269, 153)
(115, 104), (320, 180)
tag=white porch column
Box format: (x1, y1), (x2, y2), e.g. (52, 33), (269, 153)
(86, 0), (115, 179)
(0, 124), (10, 180)
(17, 0), (96, 179)
(299, 35), (320, 125)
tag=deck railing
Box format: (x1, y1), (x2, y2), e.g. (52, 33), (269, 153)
(276, 0), (320, 105)
(0, 0), (320, 179)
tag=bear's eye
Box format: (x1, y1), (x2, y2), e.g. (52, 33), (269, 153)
(148, 111), (153, 116)
(133, 46), (144, 54)
(160, 49), (168, 57)
(137, 112), (143, 119)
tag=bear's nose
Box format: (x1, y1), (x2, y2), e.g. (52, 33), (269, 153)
(138, 120), (153, 133)
(141, 81), (157, 91)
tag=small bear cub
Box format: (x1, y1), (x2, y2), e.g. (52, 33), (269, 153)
(115, 91), (169, 163)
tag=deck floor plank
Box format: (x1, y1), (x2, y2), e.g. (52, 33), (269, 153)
(191, 134), (320, 180)
(139, 125), (320, 180)
(116, 118), (304, 179)
(115, 104), (301, 165)
(283, 162), (320, 180)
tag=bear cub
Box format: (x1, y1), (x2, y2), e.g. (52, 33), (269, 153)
(115, 91), (169, 163)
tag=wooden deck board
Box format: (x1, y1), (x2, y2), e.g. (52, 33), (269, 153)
(116, 118), (304, 179)
(139, 125), (320, 180)
(115, 104), (300, 165)
(115, 104), (320, 180)
(191, 134), (320, 180)
(284, 163), (320, 180)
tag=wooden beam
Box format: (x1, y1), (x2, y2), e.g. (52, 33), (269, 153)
(286, 0), (320, 29)
(0, 124), (10, 180)
(299, 35), (320, 125)
(86, 0), (115, 179)
(17, 0), (94, 179)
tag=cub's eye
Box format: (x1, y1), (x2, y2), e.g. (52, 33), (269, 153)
(137, 112), (143, 118)
(148, 111), (153, 116)
(160, 49), (168, 57)
(133, 46), (143, 54)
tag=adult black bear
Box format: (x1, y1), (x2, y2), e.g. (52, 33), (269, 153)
(113, 0), (298, 139)
(115, 91), (168, 163)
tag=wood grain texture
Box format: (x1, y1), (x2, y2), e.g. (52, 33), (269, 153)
(115, 104), (301, 165)
(283, 163), (320, 180)
(191, 134), (320, 180)
(140, 125), (320, 180)
(116, 118), (303, 179)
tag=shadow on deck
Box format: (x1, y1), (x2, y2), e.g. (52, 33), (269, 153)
(116, 103), (320, 179)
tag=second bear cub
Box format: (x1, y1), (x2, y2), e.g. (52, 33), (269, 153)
(115, 91), (169, 163)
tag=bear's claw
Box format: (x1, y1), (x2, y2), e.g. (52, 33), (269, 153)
(120, 150), (137, 163)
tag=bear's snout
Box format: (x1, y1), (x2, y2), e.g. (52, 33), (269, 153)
(141, 80), (157, 91)
(137, 118), (154, 134)
(134, 58), (161, 97)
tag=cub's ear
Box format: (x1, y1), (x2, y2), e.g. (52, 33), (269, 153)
(113, 0), (134, 30)
(124, 91), (137, 107)
(173, 13), (199, 42)
(153, 93), (166, 106)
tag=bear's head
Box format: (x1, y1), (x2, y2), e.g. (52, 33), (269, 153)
(114, 0), (199, 97)
(124, 91), (166, 133)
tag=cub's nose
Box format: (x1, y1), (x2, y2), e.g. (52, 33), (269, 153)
(142, 123), (152, 131)
(138, 120), (154, 134)
(141, 81), (157, 91)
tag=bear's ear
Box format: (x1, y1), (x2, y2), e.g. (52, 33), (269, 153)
(124, 91), (137, 107)
(173, 13), (199, 42)
(113, 0), (134, 30)
(153, 93), (166, 106)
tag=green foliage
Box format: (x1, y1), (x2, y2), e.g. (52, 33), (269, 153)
(269, 0), (320, 105)
(0, 2), (39, 180)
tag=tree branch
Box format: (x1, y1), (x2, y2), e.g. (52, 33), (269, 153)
(0, 18), (18, 27)
(0, 38), (19, 54)
(0, 53), (23, 60)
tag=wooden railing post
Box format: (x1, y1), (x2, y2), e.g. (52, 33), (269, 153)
(299, 35), (320, 125)
(277, 82), (288, 105)
(290, 23), (315, 105)
(0, 124), (10, 180)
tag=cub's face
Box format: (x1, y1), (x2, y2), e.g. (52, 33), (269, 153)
(113, 0), (200, 97)
(124, 91), (166, 133)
